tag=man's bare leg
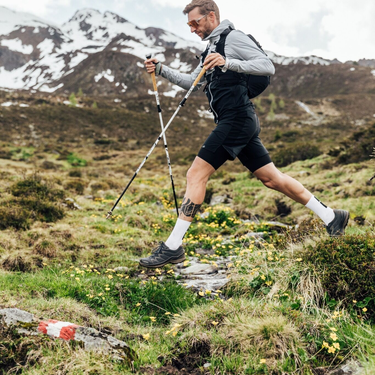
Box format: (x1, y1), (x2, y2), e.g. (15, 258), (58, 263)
(164, 157), (216, 249)
(253, 162), (337, 225)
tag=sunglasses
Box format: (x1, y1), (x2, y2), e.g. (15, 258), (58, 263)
(187, 13), (208, 28)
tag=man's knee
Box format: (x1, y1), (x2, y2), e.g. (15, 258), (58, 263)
(187, 166), (206, 185)
(260, 173), (283, 190)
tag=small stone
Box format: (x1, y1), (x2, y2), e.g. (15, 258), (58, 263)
(203, 363), (211, 368)
(209, 195), (228, 206)
(246, 232), (265, 239)
(181, 264), (218, 276)
(196, 248), (215, 256)
(114, 267), (129, 273)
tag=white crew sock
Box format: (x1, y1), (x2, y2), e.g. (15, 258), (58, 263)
(165, 218), (191, 250)
(305, 196), (335, 225)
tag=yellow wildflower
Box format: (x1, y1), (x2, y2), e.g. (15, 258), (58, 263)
(330, 333), (338, 341)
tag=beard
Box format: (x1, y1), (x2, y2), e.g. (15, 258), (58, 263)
(199, 26), (213, 40)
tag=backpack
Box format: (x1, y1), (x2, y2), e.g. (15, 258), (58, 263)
(215, 27), (271, 99)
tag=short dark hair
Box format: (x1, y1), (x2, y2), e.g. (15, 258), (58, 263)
(183, 0), (220, 23)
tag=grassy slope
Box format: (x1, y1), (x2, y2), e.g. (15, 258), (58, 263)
(0, 93), (375, 374)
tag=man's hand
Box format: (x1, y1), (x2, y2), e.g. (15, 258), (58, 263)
(144, 57), (162, 75)
(203, 53), (226, 70)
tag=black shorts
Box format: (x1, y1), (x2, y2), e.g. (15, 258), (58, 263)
(197, 109), (272, 172)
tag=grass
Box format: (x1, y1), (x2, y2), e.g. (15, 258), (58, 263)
(1, 93), (375, 374)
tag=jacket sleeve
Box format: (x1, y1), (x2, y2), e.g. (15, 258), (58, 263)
(160, 62), (205, 91)
(224, 30), (275, 76)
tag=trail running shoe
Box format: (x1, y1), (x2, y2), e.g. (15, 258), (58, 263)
(139, 242), (185, 268)
(326, 209), (350, 237)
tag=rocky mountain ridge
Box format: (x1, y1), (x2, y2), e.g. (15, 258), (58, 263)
(1, 6), (375, 99)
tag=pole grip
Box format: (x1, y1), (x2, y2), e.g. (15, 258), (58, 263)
(146, 54), (158, 92)
(151, 72), (158, 92)
(193, 66), (206, 87)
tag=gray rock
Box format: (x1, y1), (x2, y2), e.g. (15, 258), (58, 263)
(199, 212), (210, 219)
(114, 267), (129, 273)
(182, 278), (229, 291)
(327, 361), (363, 375)
(0, 308), (135, 362)
(181, 264), (218, 276)
(0, 308), (34, 325)
(196, 248), (215, 256)
(246, 232), (265, 239)
(209, 195), (229, 206)
(264, 221), (293, 229)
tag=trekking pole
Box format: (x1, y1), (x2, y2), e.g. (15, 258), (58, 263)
(146, 54), (179, 218)
(106, 66), (207, 219)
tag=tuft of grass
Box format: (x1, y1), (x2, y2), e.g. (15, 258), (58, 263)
(302, 233), (375, 322)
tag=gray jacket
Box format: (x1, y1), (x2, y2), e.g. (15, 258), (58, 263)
(160, 19), (275, 90)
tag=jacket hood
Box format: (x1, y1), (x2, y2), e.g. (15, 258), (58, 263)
(203, 19), (235, 42)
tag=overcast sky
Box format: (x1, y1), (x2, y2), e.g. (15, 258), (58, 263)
(1, 0), (374, 62)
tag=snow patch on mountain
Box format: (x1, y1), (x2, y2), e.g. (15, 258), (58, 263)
(0, 6), (57, 36)
(94, 69), (115, 83)
(39, 83), (64, 93)
(163, 84), (184, 97)
(1, 38), (33, 54)
(267, 51), (334, 66)
(371, 70), (375, 77)
(170, 53), (192, 73)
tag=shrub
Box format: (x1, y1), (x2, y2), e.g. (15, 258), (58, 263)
(303, 234), (375, 321)
(329, 122), (375, 165)
(18, 198), (65, 222)
(272, 143), (321, 167)
(90, 181), (110, 192)
(64, 179), (86, 194)
(0, 205), (30, 230)
(10, 174), (64, 201)
(67, 153), (87, 167)
(68, 169), (82, 178)
(0, 175), (66, 230)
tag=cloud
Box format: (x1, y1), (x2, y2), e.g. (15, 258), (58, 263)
(0, 0), (374, 60)
(151, 0), (375, 60)
(0, 0), (71, 17)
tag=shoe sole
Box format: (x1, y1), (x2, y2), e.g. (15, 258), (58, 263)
(331, 211), (350, 237)
(139, 256), (186, 268)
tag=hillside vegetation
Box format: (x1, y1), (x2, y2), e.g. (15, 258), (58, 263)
(0, 91), (375, 374)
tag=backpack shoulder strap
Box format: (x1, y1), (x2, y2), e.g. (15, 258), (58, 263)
(247, 33), (267, 55)
(215, 27), (233, 57)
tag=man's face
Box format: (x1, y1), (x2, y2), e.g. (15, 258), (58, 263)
(187, 8), (213, 40)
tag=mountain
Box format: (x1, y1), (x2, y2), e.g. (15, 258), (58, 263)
(1, 6), (375, 99)
(0, 7), (202, 95)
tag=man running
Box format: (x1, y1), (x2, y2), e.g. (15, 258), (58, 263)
(140, 0), (349, 268)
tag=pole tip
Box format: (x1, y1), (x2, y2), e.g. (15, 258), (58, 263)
(106, 211), (113, 220)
